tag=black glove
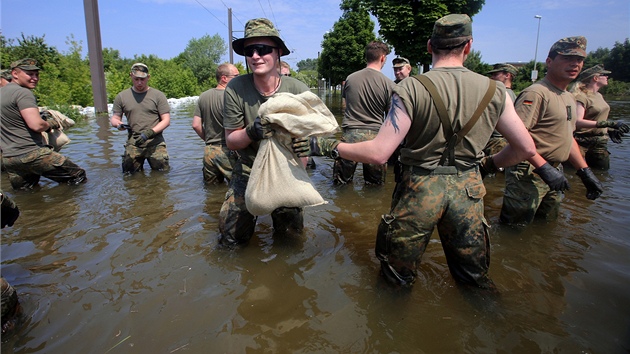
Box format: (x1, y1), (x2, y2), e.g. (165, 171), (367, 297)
(576, 167), (603, 200)
(1, 192), (20, 229)
(292, 136), (339, 158)
(41, 111), (61, 131)
(139, 129), (156, 142)
(479, 155), (497, 179)
(609, 129), (624, 144)
(245, 117), (273, 141)
(533, 163), (570, 191)
(597, 120), (630, 133)
(117, 123), (131, 131)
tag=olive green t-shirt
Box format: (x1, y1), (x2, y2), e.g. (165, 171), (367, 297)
(112, 87), (170, 145)
(574, 91), (610, 137)
(194, 88), (226, 145)
(341, 67), (396, 131)
(0, 83), (43, 157)
(514, 77), (577, 163)
(395, 67), (506, 170)
(223, 74), (309, 162)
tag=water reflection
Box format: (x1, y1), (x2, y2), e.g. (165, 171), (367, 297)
(1, 98), (629, 353)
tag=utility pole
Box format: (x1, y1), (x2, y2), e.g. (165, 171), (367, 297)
(228, 8), (233, 64)
(83, 0), (108, 115)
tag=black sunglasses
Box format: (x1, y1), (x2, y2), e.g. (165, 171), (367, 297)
(244, 44), (277, 57)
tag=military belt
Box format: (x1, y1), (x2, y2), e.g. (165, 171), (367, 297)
(404, 164), (476, 175)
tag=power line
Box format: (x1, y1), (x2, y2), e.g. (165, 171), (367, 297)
(256, 0), (268, 18)
(193, 0), (226, 27)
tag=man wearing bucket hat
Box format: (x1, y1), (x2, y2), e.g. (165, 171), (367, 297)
(392, 57), (412, 84)
(219, 18), (311, 246)
(572, 64), (629, 170)
(483, 63), (519, 158)
(1, 58), (86, 190)
(294, 14), (536, 289)
(500, 37), (604, 225)
(110, 63), (171, 174)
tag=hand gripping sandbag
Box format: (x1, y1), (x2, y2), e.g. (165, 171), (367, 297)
(245, 92), (339, 216)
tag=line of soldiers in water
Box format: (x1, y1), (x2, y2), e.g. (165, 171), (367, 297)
(2, 14), (629, 334)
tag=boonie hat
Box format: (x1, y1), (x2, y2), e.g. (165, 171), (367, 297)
(232, 18), (290, 57)
(392, 57), (410, 68)
(431, 14), (472, 49)
(487, 63), (518, 76)
(10, 58), (41, 71)
(578, 64), (611, 83)
(131, 63), (149, 78)
(548, 36), (587, 58)
(1, 69), (12, 81)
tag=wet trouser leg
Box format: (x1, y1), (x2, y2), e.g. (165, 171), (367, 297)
(376, 166), (493, 288)
(500, 161), (562, 225)
(2, 147), (85, 189)
(203, 145), (237, 184)
(146, 143), (170, 172)
(219, 160), (256, 246)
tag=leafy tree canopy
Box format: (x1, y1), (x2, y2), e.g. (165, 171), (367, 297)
(360, 0), (485, 71)
(319, 1), (376, 87)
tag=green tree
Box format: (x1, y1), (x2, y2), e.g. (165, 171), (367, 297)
(463, 49), (491, 75)
(176, 34), (226, 88)
(294, 69), (318, 88)
(297, 58), (318, 71)
(0, 33), (61, 69)
(604, 39), (630, 82)
(319, 1), (376, 88)
(360, 0), (485, 71)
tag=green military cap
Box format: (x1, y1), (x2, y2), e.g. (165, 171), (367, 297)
(578, 64), (611, 83)
(392, 57), (410, 68)
(1, 69), (12, 81)
(486, 63), (518, 76)
(431, 14), (472, 49)
(232, 18), (290, 57)
(130, 63), (149, 78)
(10, 58), (41, 71)
(548, 36), (587, 58)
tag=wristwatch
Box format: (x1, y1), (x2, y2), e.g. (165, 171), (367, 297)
(330, 147), (340, 159)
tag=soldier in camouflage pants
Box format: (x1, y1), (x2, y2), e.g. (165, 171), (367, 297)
(375, 166), (494, 288)
(122, 140), (170, 173)
(2, 147), (86, 190)
(203, 145), (237, 184)
(333, 129), (386, 185)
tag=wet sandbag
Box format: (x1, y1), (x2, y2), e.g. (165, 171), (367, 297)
(245, 91), (339, 216)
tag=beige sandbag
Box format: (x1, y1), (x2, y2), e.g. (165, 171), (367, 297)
(42, 129), (71, 152)
(245, 91), (339, 216)
(39, 109), (75, 152)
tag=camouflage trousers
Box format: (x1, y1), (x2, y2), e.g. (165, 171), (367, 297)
(1, 147), (86, 190)
(500, 161), (563, 225)
(375, 165), (494, 289)
(203, 144), (237, 184)
(483, 136), (507, 157)
(218, 158), (303, 246)
(122, 141), (170, 174)
(333, 129), (386, 185)
(575, 135), (609, 170)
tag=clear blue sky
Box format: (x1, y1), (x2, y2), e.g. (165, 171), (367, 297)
(1, 0), (628, 80)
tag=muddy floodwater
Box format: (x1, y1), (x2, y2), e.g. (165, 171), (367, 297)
(1, 94), (629, 353)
